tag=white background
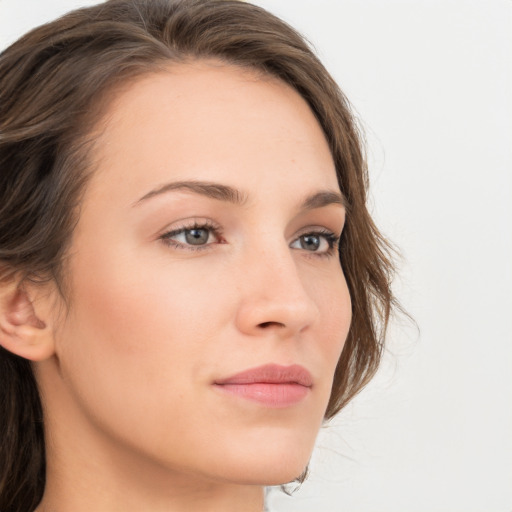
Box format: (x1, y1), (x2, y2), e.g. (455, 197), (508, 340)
(1, 1), (511, 511)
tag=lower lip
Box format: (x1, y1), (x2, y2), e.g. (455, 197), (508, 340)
(214, 383), (310, 408)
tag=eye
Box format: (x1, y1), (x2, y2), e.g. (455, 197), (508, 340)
(181, 227), (211, 245)
(160, 222), (222, 250)
(290, 230), (339, 256)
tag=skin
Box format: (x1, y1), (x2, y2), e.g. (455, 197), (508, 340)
(30, 61), (351, 511)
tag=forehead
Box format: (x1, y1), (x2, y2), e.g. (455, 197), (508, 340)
(86, 60), (338, 203)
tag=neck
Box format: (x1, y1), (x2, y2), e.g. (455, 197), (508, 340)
(37, 480), (264, 512)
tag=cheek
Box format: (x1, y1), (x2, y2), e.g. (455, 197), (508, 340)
(63, 247), (228, 378)
(311, 267), (352, 398)
(55, 244), (232, 446)
(314, 265), (351, 347)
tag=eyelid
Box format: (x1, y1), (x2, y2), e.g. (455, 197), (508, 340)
(290, 227), (341, 257)
(293, 223), (342, 238)
(158, 217), (221, 236)
(158, 218), (224, 251)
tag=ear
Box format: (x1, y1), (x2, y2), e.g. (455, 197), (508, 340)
(0, 279), (56, 361)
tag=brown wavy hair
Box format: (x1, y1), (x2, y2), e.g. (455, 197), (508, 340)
(0, 1), (396, 510)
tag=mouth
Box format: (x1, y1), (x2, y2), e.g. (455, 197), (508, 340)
(213, 364), (313, 408)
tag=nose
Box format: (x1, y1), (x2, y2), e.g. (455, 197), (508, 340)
(235, 245), (320, 339)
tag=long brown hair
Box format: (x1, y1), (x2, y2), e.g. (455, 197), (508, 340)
(0, 1), (396, 509)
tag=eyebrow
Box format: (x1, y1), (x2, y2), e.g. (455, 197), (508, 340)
(134, 180), (347, 210)
(135, 180), (247, 206)
(301, 190), (347, 210)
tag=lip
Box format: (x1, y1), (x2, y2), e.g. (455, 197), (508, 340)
(213, 364), (313, 408)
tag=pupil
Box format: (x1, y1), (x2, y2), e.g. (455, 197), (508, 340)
(185, 228), (209, 245)
(301, 235), (320, 251)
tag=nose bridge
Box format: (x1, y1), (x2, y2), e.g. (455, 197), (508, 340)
(235, 232), (319, 336)
(258, 245), (302, 297)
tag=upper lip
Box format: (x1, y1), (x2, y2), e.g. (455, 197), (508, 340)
(214, 364), (313, 387)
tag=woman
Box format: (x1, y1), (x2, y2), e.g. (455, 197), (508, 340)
(0, 1), (395, 510)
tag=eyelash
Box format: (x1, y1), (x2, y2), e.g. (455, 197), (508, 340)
(160, 220), (224, 252)
(159, 222), (341, 258)
(298, 229), (341, 258)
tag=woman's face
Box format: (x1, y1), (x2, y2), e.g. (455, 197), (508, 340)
(44, 61), (351, 486)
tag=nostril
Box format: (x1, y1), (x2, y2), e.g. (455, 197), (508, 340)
(258, 321), (285, 329)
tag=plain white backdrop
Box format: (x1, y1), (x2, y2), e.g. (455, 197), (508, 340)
(1, 1), (511, 511)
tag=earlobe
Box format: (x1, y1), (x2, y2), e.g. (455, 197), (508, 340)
(0, 280), (56, 361)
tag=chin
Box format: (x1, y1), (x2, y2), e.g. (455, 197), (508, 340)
(218, 464), (308, 487)
(210, 414), (322, 485)
(258, 464), (308, 487)
(211, 441), (313, 487)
